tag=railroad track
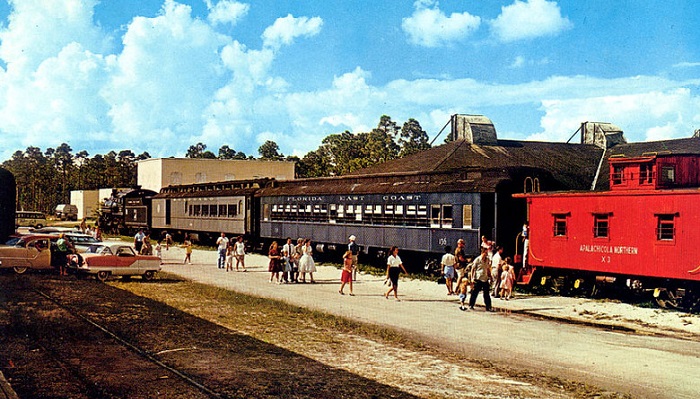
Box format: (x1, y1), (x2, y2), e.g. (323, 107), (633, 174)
(31, 288), (224, 399)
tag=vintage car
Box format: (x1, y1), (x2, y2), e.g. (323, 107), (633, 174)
(72, 244), (161, 281)
(0, 235), (62, 274)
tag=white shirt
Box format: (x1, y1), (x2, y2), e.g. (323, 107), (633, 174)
(441, 253), (455, 267)
(216, 236), (229, 251)
(387, 254), (403, 268)
(234, 241), (245, 255)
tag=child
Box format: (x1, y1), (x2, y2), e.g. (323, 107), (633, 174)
(225, 244), (234, 272)
(182, 235), (192, 265)
(339, 250), (354, 295)
(500, 264), (515, 300)
(457, 274), (471, 310)
(154, 241), (162, 264)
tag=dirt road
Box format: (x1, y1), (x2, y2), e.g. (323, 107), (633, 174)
(155, 245), (700, 399)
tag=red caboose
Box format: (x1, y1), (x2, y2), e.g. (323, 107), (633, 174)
(515, 153), (700, 309)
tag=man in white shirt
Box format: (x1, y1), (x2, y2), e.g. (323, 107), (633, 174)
(216, 232), (229, 269)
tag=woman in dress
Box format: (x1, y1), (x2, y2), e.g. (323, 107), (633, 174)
(298, 238), (316, 283)
(339, 250), (354, 295)
(268, 241), (282, 283)
(384, 246), (408, 300)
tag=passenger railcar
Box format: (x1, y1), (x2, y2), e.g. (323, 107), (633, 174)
(256, 116), (605, 271)
(517, 153), (700, 310)
(151, 178), (271, 243)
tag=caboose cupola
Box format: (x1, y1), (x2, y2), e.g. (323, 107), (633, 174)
(609, 153), (700, 190)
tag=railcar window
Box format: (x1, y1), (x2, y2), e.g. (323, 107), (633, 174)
(656, 215), (675, 241)
(228, 204), (238, 217)
(442, 205), (453, 228)
(612, 165), (625, 185)
(463, 205), (473, 229)
(553, 214), (568, 237)
(430, 205), (441, 228)
(263, 204), (270, 221)
(193, 205), (201, 216)
(593, 214), (609, 238)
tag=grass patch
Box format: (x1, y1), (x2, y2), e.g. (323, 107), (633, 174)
(111, 272), (414, 350)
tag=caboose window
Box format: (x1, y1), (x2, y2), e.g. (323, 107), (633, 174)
(612, 165), (625, 185)
(553, 214), (568, 237)
(639, 164), (653, 185)
(656, 214), (675, 241)
(593, 214), (609, 238)
(660, 166), (675, 184)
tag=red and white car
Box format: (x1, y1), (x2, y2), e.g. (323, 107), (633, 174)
(72, 244), (161, 281)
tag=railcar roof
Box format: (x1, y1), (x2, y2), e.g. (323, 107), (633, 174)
(257, 139), (604, 196)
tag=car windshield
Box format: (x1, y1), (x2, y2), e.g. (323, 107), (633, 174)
(68, 235), (99, 244)
(4, 237), (21, 246)
(86, 245), (111, 255)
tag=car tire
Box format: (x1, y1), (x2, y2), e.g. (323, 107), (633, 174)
(13, 266), (28, 274)
(143, 270), (156, 281)
(96, 271), (110, 282)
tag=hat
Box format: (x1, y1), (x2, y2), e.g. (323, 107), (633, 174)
(349, 235), (356, 241)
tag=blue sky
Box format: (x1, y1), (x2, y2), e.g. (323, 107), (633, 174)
(1, 0), (699, 161)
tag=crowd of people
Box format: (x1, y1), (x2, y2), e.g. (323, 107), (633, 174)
(140, 228), (526, 311)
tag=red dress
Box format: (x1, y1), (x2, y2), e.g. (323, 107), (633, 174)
(340, 257), (353, 283)
(268, 248), (282, 272)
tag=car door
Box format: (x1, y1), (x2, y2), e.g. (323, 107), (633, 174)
(27, 238), (52, 269)
(114, 246), (138, 269)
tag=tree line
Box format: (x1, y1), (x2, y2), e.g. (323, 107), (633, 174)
(2, 115), (430, 214)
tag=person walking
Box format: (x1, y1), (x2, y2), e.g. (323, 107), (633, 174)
(491, 246), (504, 297)
(441, 245), (456, 295)
(339, 250), (354, 295)
(134, 229), (145, 253)
(234, 236), (247, 271)
(384, 246), (408, 300)
(469, 248), (493, 311)
(348, 235), (360, 280)
(225, 242), (234, 272)
(454, 239), (470, 289)
(182, 234), (192, 264)
(216, 232), (229, 269)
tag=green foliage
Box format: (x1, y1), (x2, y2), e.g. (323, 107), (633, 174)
(258, 140), (284, 160)
(296, 115), (430, 177)
(2, 144), (147, 214)
(186, 142), (216, 159)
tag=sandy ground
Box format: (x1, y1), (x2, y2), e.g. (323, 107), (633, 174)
(153, 243), (700, 339)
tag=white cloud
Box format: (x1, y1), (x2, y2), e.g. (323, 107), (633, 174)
(532, 89), (700, 142)
(402, 0), (481, 47)
(0, 0), (110, 75)
(101, 0), (230, 145)
(207, 1), (249, 26)
(491, 0), (572, 42)
(261, 14), (323, 51)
